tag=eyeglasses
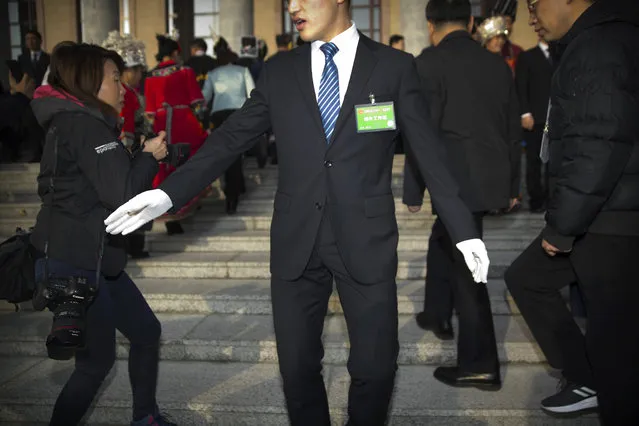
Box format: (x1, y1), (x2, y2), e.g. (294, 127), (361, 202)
(528, 0), (539, 13)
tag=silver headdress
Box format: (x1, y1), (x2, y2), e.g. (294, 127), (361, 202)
(101, 31), (147, 68)
(477, 16), (509, 46)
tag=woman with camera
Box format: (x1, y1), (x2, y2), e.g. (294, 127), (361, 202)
(29, 43), (176, 426)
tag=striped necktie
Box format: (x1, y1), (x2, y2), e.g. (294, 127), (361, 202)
(318, 42), (340, 142)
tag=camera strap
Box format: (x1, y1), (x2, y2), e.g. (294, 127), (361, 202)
(43, 126), (105, 289)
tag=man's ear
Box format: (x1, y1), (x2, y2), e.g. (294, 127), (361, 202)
(468, 16), (475, 33)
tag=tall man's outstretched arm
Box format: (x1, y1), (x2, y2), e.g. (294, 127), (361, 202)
(104, 64), (273, 235)
(396, 58), (489, 283)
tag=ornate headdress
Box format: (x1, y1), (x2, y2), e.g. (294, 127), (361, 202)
(101, 31), (147, 68)
(477, 16), (509, 45)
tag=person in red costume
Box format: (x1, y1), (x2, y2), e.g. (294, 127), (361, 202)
(101, 31), (154, 257)
(144, 34), (209, 235)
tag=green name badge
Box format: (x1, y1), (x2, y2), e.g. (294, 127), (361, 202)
(355, 101), (397, 133)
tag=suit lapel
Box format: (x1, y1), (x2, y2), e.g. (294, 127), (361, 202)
(294, 45), (324, 137)
(328, 35), (378, 145)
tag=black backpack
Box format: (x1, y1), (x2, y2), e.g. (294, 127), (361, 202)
(0, 227), (38, 307)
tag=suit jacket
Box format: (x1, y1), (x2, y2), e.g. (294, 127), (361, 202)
(18, 51), (50, 87)
(160, 34), (478, 284)
(403, 31), (521, 213)
(515, 46), (553, 127)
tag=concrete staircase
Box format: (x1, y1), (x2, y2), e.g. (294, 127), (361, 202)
(0, 158), (598, 425)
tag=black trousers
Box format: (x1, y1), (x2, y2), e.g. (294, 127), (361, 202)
(423, 214), (499, 373)
(524, 125), (548, 209)
(505, 234), (639, 425)
(36, 258), (162, 425)
(271, 209), (399, 426)
(210, 109), (245, 200)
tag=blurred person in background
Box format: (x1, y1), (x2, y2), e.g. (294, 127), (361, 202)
(144, 34), (209, 235)
(202, 37), (255, 214)
(102, 31), (154, 259)
(185, 38), (218, 90)
(18, 30), (50, 87)
(389, 34), (405, 51)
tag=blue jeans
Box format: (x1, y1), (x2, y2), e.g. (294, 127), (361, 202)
(36, 258), (162, 425)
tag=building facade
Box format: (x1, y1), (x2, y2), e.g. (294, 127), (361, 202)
(2, 0), (538, 74)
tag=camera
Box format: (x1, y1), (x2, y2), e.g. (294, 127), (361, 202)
(142, 132), (191, 168)
(163, 142), (191, 168)
(33, 275), (98, 360)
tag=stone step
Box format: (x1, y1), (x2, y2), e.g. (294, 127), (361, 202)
(0, 212), (545, 236)
(0, 195), (439, 219)
(0, 312), (542, 364)
(0, 359), (597, 426)
(146, 229), (537, 253)
(121, 250), (519, 280)
(1, 278), (520, 316)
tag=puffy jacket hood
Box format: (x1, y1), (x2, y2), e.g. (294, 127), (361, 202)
(559, 0), (639, 48)
(31, 85), (108, 129)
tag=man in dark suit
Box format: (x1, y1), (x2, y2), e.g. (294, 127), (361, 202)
(515, 35), (553, 212)
(185, 38), (218, 89)
(403, 0), (520, 389)
(18, 30), (50, 87)
(104, 0), (490, 424)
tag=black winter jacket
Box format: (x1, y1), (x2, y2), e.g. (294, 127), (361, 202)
(542, 0), (639, 250)
(29, 88), (158, 276)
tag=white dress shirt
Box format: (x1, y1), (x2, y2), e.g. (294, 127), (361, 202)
(311, 23), (360, 107)
(539, 42), (550, 60)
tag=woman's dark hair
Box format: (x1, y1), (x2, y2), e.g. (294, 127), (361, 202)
(214, 37), (238, 66)
(47, 43), (125, 118)
(155, 35), (180, 62)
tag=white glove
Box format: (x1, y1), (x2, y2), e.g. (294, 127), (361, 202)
(456, 238), (490, 284)
(104, 189), (173, 235)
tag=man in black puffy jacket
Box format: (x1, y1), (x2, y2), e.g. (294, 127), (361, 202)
(505, 0), (639, 423)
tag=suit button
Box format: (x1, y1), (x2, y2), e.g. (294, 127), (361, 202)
(324, 160), (333, 168)
(315, 202), (323, 210)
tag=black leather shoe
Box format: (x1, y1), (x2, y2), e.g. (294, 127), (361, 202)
(434, 366), (502, 391)
(415, 312), (454, 340)
(225, 197), (239, 215)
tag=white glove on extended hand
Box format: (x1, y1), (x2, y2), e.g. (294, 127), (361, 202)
(104, 189), (173, 235)
(456, 238), (490, 284)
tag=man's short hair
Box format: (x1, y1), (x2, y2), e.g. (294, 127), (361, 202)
(191, 38), (207, 51)
(389, 34), (404, 45)
(26, 30), (42, 41)
(276, 34), (292, 48)
(426, 0), (472, 28)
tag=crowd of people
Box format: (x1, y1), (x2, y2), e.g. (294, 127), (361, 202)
(1, 0), (637, 425)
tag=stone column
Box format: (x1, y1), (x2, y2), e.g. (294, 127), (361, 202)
(219, 0), (253, 53)
(79, 0), (119, 44)
(400, 0), (430, 56)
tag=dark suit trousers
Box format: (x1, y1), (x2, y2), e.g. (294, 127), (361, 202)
(505, 234), (639, 425)
(423, 214), (499, 373)
(210, 110), (245, 200)
(524, 125), (547, 208)
(271, 208), (399, 426)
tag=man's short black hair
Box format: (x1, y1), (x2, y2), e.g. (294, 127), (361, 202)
(426, 0), (472, 28)
(26, 30), (42, 41)
(276, 34), (292, 48)
(389, 34), (404, 45)
(191, 38), (207, 51)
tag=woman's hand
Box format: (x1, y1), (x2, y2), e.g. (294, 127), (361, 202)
(142, 131), (168, 161)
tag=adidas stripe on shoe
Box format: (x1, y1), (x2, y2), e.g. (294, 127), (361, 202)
(541, 380), (598, 415)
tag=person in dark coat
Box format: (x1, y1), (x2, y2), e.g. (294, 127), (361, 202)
(505, 0), (639, 422)
(515, 34), (553, 212)
(17, 30), (50, 87)
(185, 38), (218, 89)
(403, 0), (520, 390)
(0, 73), (42, 162)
